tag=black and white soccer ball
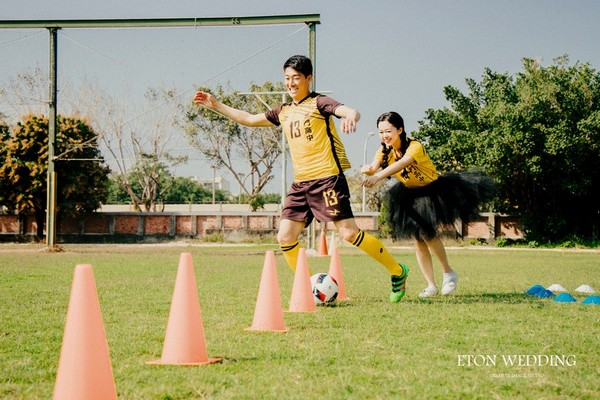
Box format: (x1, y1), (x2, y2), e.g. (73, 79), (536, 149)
(310, 273), (338, 305)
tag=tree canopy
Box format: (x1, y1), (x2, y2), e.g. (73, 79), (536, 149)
(414, 56), (600, 241)
(76, 85), (187, 212)
(106, 174), (227, 206)
(184, 81), (285, 202)
(0, 114), (110, 237)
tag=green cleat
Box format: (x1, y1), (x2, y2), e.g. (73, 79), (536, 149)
(389, 264), (409, 303)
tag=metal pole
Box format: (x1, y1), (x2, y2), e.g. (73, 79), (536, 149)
(0, 14), (320, 29)
(45, 27), (59, 249)
(308, 22), (316, 92)
(212, 166), (216, 204)
(281, 93), (287, 206)
(237, 172), (245, 203)
(362, 132), (375, 212)
(307, 22), (317, 249)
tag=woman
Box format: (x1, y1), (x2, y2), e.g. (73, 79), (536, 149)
(362, 112), (494, 298)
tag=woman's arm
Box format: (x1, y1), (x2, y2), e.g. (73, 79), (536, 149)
(361, 154), (382, 176)
(362, 155), (415, 188)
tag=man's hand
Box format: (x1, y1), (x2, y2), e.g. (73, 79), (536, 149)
(193, 91), (218, 109)
(336, 106), (360, 134)
(340, 117), (358, 133)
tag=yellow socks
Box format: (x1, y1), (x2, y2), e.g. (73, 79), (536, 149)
(280, 241), (300, 272)
(352, 230), (404, 276)
(282, 232), (402, 277)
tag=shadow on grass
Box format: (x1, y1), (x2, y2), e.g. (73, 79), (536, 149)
(317, 299), (354, 308)
(408, 292), (540, 305)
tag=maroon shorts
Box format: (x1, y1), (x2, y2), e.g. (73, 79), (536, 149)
(281, 174), (355, 226)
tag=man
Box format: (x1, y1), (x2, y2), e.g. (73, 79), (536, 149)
(193, 55), (409, 302)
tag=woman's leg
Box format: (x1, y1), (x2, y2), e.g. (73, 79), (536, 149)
(424, 236), (451, 273)
(425, 236), (457, 295)
(415, 238), (436, 289)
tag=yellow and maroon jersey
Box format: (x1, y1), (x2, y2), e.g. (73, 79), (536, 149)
(265, 93), (351, 182)
(377, 140), (439, 188)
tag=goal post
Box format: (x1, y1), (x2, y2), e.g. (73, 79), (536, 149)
(0, 14), (320, 248)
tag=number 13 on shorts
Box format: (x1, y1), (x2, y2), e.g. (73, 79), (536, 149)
(323, 189), (339, 207)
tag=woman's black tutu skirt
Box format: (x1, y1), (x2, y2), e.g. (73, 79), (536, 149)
(386, 171), (496, 240)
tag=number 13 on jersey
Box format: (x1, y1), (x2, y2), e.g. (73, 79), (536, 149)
(289, 120), (302, 139)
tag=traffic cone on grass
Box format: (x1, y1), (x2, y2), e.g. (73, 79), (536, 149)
(328, 247), (348, 301)
(318, 228), (329, 256)
(246, 251), (289, 332)
(53, 264), (117, 400)
(289, 248), (317, 312)
(329, 231), (337, 252)
(147, 252), (222, 365)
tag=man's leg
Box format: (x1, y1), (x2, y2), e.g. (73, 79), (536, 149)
(277, 218), (306, 272)
(334, 218), (405, 276)
(334, 218), (409, 302)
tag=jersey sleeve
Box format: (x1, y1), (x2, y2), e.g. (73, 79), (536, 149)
(265, 105), (283, 126)
(405, 141), (424, 161)
(316, 95), (342, 118)
(375, 146), (386, 164)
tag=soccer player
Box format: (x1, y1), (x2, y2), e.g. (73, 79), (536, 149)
(193, 55), (409, 303)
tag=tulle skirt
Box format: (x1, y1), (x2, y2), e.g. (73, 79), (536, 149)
(386, 171), (496, 240)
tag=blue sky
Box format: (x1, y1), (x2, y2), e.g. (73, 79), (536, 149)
(2, 0), (600, 193)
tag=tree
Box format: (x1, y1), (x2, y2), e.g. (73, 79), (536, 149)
(0, 114), (110, 238)
(414, 56), (600, 241)
(106, 174), (227, 205)
(161, 176), (227, 204)
(1, 68), (189, 212)
(0, 66), (47, 118)
(66, 83), (187, 211)
(183, 82), (285, 204)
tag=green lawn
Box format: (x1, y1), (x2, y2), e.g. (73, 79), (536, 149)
(1, 244), (598, 399)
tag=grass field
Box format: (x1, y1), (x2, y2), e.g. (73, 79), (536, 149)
(1, 243), (599, 399)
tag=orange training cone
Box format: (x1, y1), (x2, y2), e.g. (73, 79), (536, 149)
(147, 252), (222, 365)
(53, 264), (117, 400)
(246, 251), (289, 332)
(289, 248), (317, 312)
(318, 228), (329, 256)
(328, 247), (349, 301)
(329, 231), (337, 252)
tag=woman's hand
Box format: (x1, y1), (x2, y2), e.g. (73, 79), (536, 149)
(362, 174), (381, 188)
(361, 164), (376, 176)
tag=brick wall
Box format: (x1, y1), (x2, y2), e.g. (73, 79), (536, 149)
(0, 211), (522, 242)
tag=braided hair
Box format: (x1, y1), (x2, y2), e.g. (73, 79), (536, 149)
(379, 142), (392, 179)
(376, 112), (412, 179)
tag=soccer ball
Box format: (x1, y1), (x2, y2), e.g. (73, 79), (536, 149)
(310, 273), (338, 305)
